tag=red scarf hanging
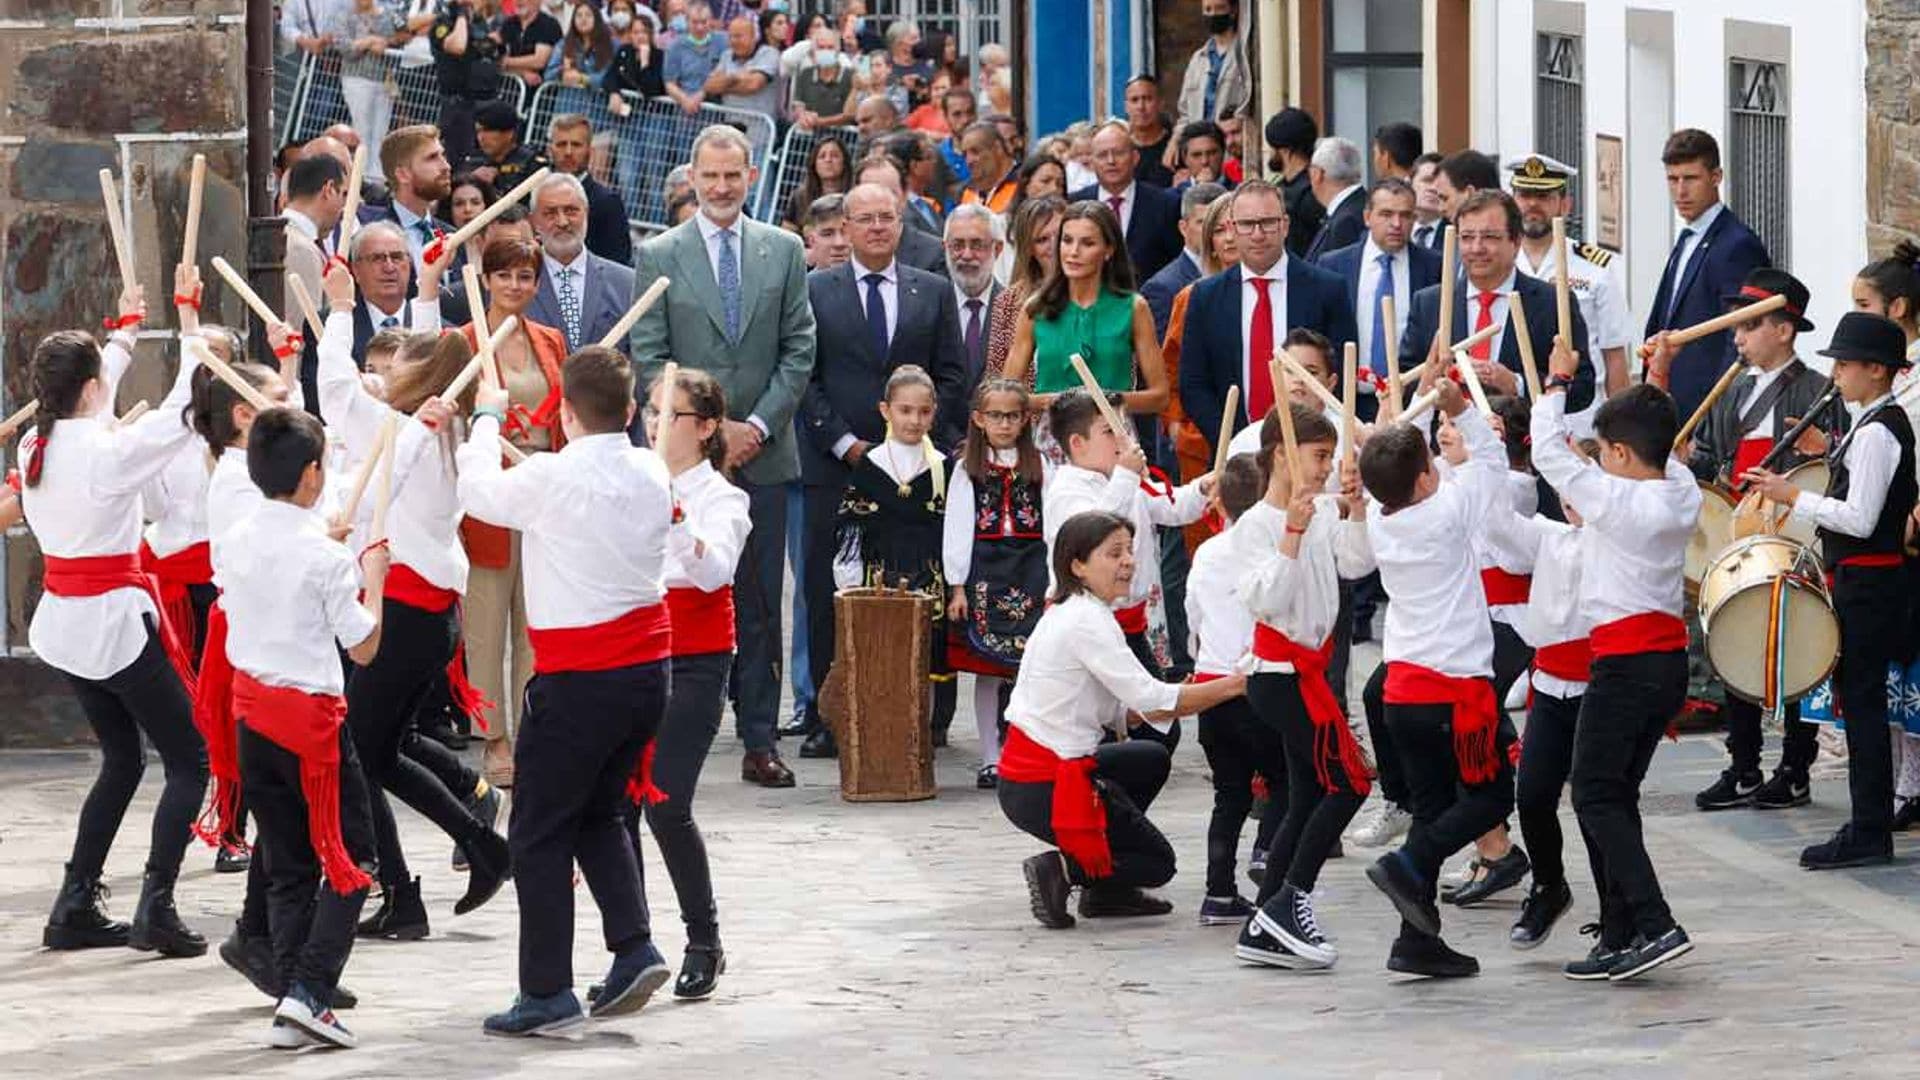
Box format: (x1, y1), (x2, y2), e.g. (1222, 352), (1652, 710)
(231, 671), (373, 895)
(1137, 464), (1177, 503)
(1384, 661), (1502, 784)
(189, 601), (240, 845)
(42, 553), (197, 694)
(625, 740), (667, 806)
(138, 540), (212, 668)
(997, 725), (1112, 879)
(1253, 625), (1373, 796)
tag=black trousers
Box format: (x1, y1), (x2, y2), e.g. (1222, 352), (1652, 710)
(1252, 673), (1367, 901)
(1157, 526), (1194, 679)
(801, 481), (841, 734)
(64, 626), (207, 881)
(1196, 697), (1283, 897)
(628, 651), (729, 950)
(1571, 649), (1687, 946)
(999, 740), (1176, 888)
(345, 599), (481, 890)
(1516, 689), (1585, 891)
(1361, 664), (1406, 808)
(1833, 564), (1907, 840)
(1389, 696), (1516, 934)
(732, 481), (786, 751)
(1723, 696), (1815, 777)
(240, 724), (375, 1005)
(513, 660), (667, 997)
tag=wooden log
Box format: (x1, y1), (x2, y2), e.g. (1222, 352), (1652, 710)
(1673, 357), (1751, 451)
(1437, 224), (1458, 350)
(1662, 294), (1789, 349)
(110, 400), (149, 429)
(1552, 216), (1573, 347)
(0, 401), (40, 443)
(654, 361), (680, 454)
(286, 273), (325, 337)
(438, 167), (551, 256)
(441, 317), (519, 402)
(185, 337), (275, 411)
(1275, 351), (1343, 413)
(1341, 341), (1359, 468)
(1068, 353), (1130, 444)
(210, 256), (287, 332)
(335, 413), (395, 530)
(368, 415), (397, 545)
(338, 143), (367, 252)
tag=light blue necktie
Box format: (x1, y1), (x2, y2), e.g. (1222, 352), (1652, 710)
(717, 227), (742, 343)
(1370, 251), (1394, 376)
(555, 266), (583, 350)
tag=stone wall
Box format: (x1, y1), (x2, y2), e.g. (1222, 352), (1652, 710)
(0, 1), (248, 746)
(1867, 0), (1920, 255)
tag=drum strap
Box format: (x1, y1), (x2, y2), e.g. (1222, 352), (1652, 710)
(1735, 362), (1801, 438)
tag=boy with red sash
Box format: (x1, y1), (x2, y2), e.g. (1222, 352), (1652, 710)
(1231, 405), (1375, 971)
(1533, 340), (1702, 981)
(458, 346), (675, 1038)
(1743, 311), (1918, 870)
(1356, 376), (1513, 979)
(214, 407), (387, 1050)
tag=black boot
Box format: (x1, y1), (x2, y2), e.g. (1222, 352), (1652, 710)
(456, 830), (512, 916)
(128, 867), (207, 958)
(43, 863), (129, 950)
(357, 876), (430, 940)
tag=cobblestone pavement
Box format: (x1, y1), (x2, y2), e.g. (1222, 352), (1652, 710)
(3, 661), (1920, 1078)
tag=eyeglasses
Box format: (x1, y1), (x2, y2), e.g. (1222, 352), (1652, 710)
(640, 406), (699, 427)
(354, 251), (411, 266)
(1091, 149), (1133, 163)
(947, 238), (995, 253)
(976, 409), (1024, 424)
(1231, 216), (1285, 235)
(847, 213), (900, 228)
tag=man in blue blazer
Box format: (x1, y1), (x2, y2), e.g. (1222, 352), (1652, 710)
(526, 174), (637, 354)
(1071, 120), (1186, 283)
(1643, 129), (1771, 422)
(1140, 182), (1228, 338)
(1315, 178), (1441, 421)
(1178, 180), (1357, 452)
(1398, 190), (1595, 414)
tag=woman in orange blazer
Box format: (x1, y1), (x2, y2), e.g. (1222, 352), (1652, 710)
(1162, 192), (1239, 554)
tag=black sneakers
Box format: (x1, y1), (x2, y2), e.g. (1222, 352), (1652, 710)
(1233, 916), (1310, 969)
(1021, 852), (1075, 929)
(1078, 883), (1174, 918)
(1509, 881), (1573, 950)
(1695, 768), (1763, 810)
(674, 946), (726, 1000)
(1607, 926), (1693, 981)
(1197, 894), (1255, 927)
(1387, 932), (1478, 978)
(1800, 825), (1894, 870)
(1752, 769), (1811, 809)
(1254, 883), (1336, 968)
(1445, 845), (1531, 906)
(589, 941), (672, 1018)
(1563, 923), (1630, 981)
(1365, 851), (1440, 938)
(455, 830), (512, 915)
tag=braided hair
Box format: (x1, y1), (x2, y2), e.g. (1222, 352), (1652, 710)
(23, 331), (103, 487)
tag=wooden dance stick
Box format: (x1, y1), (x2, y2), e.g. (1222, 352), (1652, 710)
(111, 400), (150, 429)
(1211, 385), (1239, 478)
(1341, 342), (1359, 468)
(1381, 294), (1403, 421)
(99, 169), (136, 291)
(441, 317), (519, 402)
(182, 154), (207, 270)
(0, 400), (41, 443)
(1437, 225), (1458, 349)
(1275, 351), (1344, 414)
(1268, 358), (1306, 494)
(186, 337), (275, 411)
(499, 438), (528, 465)
(1450, 319), (1502, 361)
(1509, 290), (1544, 400)
(1068, 353), (1130, 445)
(654, 361), (679, 454)
(335, 413), (395, 530)
(1452, 346), (1494, 416)
(286, 273), (325, 338)
(210, 256), (290, 335)
(437, 167), (551, 257)
(1673, 357), (1752, 452)
(368, 418), (398, 545)
(1654, 293), (1788, 352)
(599, 276), (673, 350)
(459, 264), (500, 389)
(1551, 216), (1573, 347)
(1400, 387), (1442, 427)
(338, 143), (367, 252)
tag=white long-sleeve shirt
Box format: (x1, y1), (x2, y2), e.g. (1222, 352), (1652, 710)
(23, 333), (202, 679)
(1226, 404), (1347, 492)
(1497, 511), (1590, 697)
(1789, 393), (1901, 539)
(942, 447), (1049, 586)
(1366, 407), (1505, 678)
(1234, 496), (1374, 673)
(457, 418), (672, 629)
(1043, 461), (1208, 606)
(1185, 523), (1255, 677)
(664, 460), (752, 592)
(1003, 592), (1183, 758)
(215, 499), (376, 696)
(1531, 391), (1699, 627)
(142, 442), (211, 559)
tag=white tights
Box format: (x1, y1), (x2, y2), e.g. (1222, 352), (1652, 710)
(973, 675), (1004, 766)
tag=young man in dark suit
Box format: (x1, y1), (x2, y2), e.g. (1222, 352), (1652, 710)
(1070, 120), (1185, 282)
(1643, 128), (1772, 423)
(1141, 182), (1229, 339)
(1315, 178), (1441, 423)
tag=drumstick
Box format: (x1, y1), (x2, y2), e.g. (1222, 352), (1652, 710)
(368, 416), (398, 546)
(1672, 357), (1752, 451)
(1452, 347), (1494, 416)
(1438, 225), (1458, 351)
(1068, 353), (1130, 446)
(1268, 357), (1305, 493)
(1647, 294), (1788, 355)
(210, 256), (288, 334)
(1508, 290), (1544, 399)
(286, 273), (325, 337)
(98, 170), (136, 291)
(1341, 341), (1359, 468)
(186, 337), (275, 411)
(1551, 217), (1573, 348)
(335, 413), (395, 529)
(1211, 385), (1239, 478)
(338, 143), (367, 252)
(654, 361), (680, 455)
(461, 264), (500, 389)
(110, 400), (150, 429)
(441, 317), (520, 402)
(437, 167), (551, 258)
(182, 154), (207, 270)
(1382, 294), (1403, 421)
(1275, 352), (1344, 413)
(0, 400), (40, 443)
(599, 277), (673, 350)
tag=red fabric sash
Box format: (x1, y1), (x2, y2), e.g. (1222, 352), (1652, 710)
(1253, 624), (1372, 795)
(1590, 612), (1688, 658)
(139, 541), (212, 668)
(1383, 661), (1502, 785)
(624, 740), (666, 806)
(1730, 437), (1773, 493)
(379, 563), (492, 732)
(1533, 638), (1593, 683)
(998, 725), (1112, 879)
(1839, 553), (1903, 569)
(1113, 600), (1148, 636)
(666, 585), (736, 656)
(1480, 567), (1533, 607)
(1138, 464), (1176, 503)
(527, 602), (671, 674)
(1190, 671), (1230, 683)
(42, 553), (197, 694)
(231, 671), (373, 895)
(190, 601), (240, 846)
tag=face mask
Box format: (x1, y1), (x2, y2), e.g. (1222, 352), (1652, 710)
(668, 14), (688, 33)
(541, 0), (565, 14)
(769, 0), (788, 10)
(851, 15), (865, 33)
(688, 30), (710, 46)
(815, 48), (839, 68)
(608, 10), (631, 30)
(1205, 12), (1235, 33)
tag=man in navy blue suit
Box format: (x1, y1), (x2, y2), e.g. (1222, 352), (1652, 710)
(1177, 179), (1357, 453)
(1071, 120), (1185, 283)
(1140, 181), (1228, 338)
(1643, 128), (1771, 422)
(1315, 178), (1441, 422)
(1398, 190), (1595, 414)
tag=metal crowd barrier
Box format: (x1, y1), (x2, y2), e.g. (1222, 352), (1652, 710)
(755, 123), (860, 225)
(282, 48), (527, 150)
(521, 84), (775, 234)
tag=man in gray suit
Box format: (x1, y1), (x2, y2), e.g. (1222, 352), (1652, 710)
(794, 183), (969, 758)
(943, 203), (1003, 397)
(632, 125), (817, 789)
(528, 173), (637, 355)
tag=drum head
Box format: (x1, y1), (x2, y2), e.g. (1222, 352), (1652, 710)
(1704, 578), (1840, 704)
(1686, 486), (1737, 585)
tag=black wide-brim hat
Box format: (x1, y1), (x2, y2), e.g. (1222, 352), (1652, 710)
(1721, 267), (1815, 334)
(1816, 310), (1911, 368)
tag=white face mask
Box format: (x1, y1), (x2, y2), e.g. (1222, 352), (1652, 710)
(815, 48), (840, 68)
(609, 10), (632, 30)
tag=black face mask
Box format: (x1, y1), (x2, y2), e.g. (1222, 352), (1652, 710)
(1206, 12), (1236, 34)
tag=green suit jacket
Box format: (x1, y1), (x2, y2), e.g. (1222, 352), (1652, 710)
(630, 214), (817, 486)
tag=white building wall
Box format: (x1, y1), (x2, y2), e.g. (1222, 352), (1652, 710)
(1472, 0), (1867, 345)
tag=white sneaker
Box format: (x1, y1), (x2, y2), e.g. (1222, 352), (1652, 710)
(265, 1019), (312, 1050)
(1349, 804), (1412, 848)
(275, 985), (357, 1050)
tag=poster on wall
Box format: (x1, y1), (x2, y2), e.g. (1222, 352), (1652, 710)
(1594, 134), (1624, 252)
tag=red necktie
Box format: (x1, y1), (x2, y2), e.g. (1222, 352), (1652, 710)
(1247, 277), (1276, 423)
(1470, 291), (1497, 360)
(1108, 194), (1125, 232)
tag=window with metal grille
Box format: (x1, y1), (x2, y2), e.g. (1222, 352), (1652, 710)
(863, 0), (1005, 63)
(1534, 31), (1584, 233)
(1728, 57), (1790, 270)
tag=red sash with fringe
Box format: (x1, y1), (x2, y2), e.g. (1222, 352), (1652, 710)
(232, 672), (373, 895)
(997, 725), (1112, 879)
(1252, 625), (1373, 796)
(42, 553), (197, 694)
(1384, 661), (1502, 785)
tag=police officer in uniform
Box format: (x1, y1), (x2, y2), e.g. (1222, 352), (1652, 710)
(1506, 154), (1632, 435)
(462, 100), (551, 188)
(431, 0), (503, 170)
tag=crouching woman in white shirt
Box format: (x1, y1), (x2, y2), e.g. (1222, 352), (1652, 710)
(998, 510), (1247, 929)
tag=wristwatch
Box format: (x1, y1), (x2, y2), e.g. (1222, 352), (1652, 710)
(1544, 373), (1574, 394)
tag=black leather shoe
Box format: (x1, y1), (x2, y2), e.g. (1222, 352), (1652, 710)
(799, 728), (838, 759)
(220, 928), (280, 998)
(128, 868), (207, 958)
(1509, 881), (1573, 950)
(1021, 852), (1075, 929)
(1387, 931), (1478, 978)
(357, 876), (429, 940)
(456, 830), (512, 915)
(1077, 884), (1174, 918)
(1895, 797), (1920, 833)
(777, 712), (814, 738)
(43, 863), (129, 950)
(1366, 851), (1440, 938)
(1445, 846), (1530, 906)
(1607, 925), (1693, 981)
(741, 750), (796, 788)
(674, 946), (726, 1000)
(1800, 825), (1894, 870)
(214, 840), (251, 874)
(1563, 923), (1632, 981)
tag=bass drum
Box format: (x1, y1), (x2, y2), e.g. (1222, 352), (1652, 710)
(1698, 535), (1839, 705)
(1731, 460), (1830, 551)
(1685, 483), (1737, 592)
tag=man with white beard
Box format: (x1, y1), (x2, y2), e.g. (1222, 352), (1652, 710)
(944, 203), (1004, 397)
(527, 173), (637, 355)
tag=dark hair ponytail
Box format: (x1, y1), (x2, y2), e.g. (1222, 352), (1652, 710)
(24, 331), (104, 487)
(1858, 240), (1920, 331)
(187, 361), (278, 457)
